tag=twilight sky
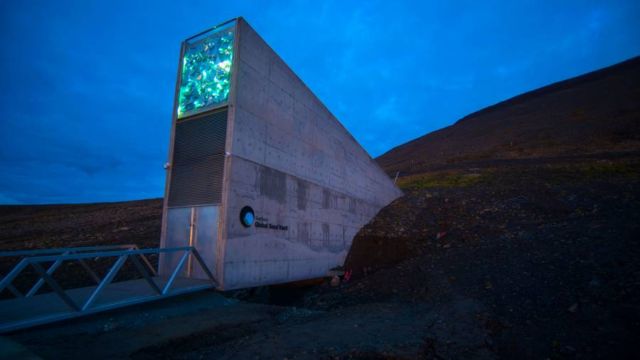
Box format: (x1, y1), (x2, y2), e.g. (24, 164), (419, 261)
(1, 0), (639, 204)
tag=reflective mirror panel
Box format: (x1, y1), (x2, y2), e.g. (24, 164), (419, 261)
(177, 21), (235, 119)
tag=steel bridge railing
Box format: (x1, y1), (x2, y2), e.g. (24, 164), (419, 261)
(0, 244), (156, 298)
(0, 245), (217, 333)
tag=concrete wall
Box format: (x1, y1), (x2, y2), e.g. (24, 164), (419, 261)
(217, 18), (402, 290)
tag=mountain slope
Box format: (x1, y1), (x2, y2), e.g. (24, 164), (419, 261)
(330, 56), (640, 358)
(377, 56), (640, 175)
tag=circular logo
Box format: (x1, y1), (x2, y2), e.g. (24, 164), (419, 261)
(239, 206), (255, 227)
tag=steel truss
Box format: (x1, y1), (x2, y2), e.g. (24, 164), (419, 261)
(0, 245), (217, 333)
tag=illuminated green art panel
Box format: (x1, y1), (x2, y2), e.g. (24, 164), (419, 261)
(177, 22), (235, 118)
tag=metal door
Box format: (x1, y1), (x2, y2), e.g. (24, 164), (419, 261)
(191, 206), (219, 279)
(160, 206), (219, 279)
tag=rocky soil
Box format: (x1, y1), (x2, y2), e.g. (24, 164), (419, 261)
(0, 198), (162, 252)
(3, 156), (638, 359)
(0, 199), (162, 293)
(314, 156), (640, 358)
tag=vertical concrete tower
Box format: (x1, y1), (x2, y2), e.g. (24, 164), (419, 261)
(160, 18), (402, 290)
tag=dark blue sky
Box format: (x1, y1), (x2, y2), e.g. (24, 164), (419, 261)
(1, 1), (639, 204)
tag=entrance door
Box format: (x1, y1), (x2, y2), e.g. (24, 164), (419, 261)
(191, 205), (219, 279)
(160, 206), (219, 280)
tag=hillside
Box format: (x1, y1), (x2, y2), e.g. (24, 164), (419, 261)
(377, 56), (640, 175)
(5, 161), (638, 359)
(0, 199), (162, 291)
(334, 56), (640, 358)
(0, 199), (162, 252)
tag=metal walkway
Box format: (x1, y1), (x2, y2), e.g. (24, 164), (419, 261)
(0, 245), (217, 333)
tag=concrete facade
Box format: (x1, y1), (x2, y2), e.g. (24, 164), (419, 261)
(161, 18), (402, 290)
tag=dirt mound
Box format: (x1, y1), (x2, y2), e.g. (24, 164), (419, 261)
(332, 157), (640, 358)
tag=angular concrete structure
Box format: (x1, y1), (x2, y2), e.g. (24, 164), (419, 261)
(160, 18), (402, 290)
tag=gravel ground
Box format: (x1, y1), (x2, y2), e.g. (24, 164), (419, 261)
(2, 157), (639, 359)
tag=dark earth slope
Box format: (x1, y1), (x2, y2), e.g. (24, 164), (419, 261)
(338, 160), (640, 358)
(332, 56), (640, 358)
(4, 161), (638, 359)
(0, 199), (162, 252)
(0, 199), (162, 291)
(377, 56), (640, 175)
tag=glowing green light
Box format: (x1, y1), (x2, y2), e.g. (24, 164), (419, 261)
(177, 22), (235, 118)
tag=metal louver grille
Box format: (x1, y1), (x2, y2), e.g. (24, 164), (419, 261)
(168, 109), (227, 207)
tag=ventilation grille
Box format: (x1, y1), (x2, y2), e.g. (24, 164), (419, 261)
(168, 109), (228, 207)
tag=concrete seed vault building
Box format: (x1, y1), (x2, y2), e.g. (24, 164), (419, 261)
(160, 17), (402, 290)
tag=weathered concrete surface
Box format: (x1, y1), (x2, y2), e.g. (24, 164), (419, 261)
(160, 18), (401, 290)
(218, 18), (402, 289)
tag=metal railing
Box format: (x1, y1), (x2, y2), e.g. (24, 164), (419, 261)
(0, 245), (217, 333)
(0, 244), (155, 298)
